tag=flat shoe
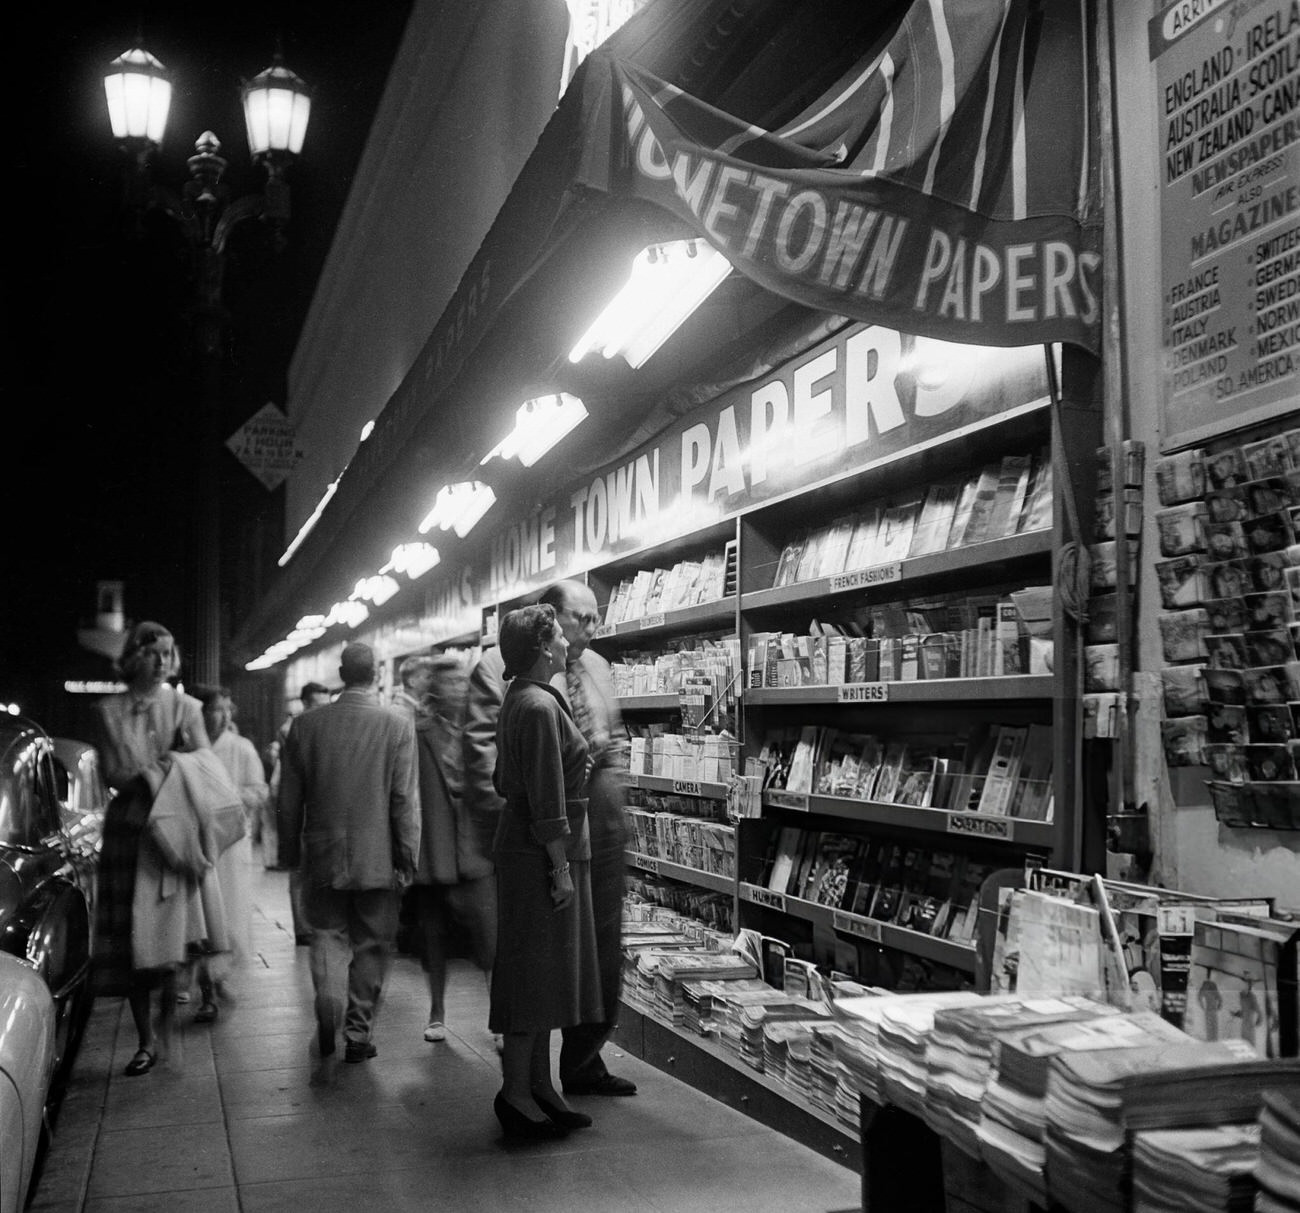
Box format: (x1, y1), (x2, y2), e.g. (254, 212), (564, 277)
(194, 1001), (219, 1023)
(124, 1048), (156, 1076)
(344, 1040), (378, 1063)
(562, 1073), (637, 1096)
(423, 1021), (447, 1042)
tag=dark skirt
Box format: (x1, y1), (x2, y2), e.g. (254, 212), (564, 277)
(92, 779), (152, 996)
(488, 854), (603, 1034)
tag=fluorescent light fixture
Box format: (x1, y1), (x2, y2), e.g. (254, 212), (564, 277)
(350, 575), (400, 607)
(278, 477), (339, 567)
(418, 481), (496, 538)
(381, 543), (441, 580)
(480, 393), (588, 468)
(568, 239), (731, 369)
(325, 600), (370, 629)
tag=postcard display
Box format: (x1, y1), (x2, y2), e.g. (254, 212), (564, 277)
(1154, 422), (1300, 830)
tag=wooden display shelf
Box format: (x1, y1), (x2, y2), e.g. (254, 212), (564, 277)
(611, 999), (860, 1171)
(624, 850), (734, 894)
(591, 597), (735, 642)
(741, 529), (1052, 612)
(629, 772), (730, 799)
(738, 883), (978, 973)
(744, 675), (1054, 705)
(760, 790), (1056, 847)
(615, 693), (681, 712)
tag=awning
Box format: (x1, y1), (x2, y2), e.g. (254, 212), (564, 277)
(233, 0), (1100, 659)
(577, 0), (1101, 352)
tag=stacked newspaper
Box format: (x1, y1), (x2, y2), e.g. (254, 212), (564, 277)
(975, 1011), (1190, 1200)
(1255, 1090), (1300, 1212)
(1132, 1124), (1261, 1213)
(651, 951), (757, 1024)
(678, 977), (771, 1036)
(874, 992), (997, 1117)
(922, 996), (1109, 1152)
(1043, 1039), (1294, 1212)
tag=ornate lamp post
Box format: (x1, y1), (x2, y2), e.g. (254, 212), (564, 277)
(103, 43), (312, 687)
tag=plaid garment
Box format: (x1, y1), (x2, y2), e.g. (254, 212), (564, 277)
(92, 777), (154, 995)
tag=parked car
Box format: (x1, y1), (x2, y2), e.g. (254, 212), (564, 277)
(0, 951), (56, 1213)
(0, 718), (96, 1086)
(51, 736), (108, 858)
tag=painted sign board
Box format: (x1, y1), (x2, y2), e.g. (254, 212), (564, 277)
(1151, 0), (1300, 450)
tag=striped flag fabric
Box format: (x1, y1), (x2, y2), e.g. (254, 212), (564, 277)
(577, 0), (1101, 352)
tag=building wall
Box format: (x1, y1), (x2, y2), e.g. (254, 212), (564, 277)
(284, 0), (571, 542)
(1112, 0), (1300, 907)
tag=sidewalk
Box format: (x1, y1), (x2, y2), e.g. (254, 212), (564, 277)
(29, 860), (861, 1212)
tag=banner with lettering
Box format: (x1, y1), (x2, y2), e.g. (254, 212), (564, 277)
(415, 322), (1050, 630)
(577, 0), (1101, 353)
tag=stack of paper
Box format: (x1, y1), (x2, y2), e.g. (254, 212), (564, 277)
(975, 1012), (1190, 1201)
(875, 992), (996, 1117)
(737, 1000), (831, 1072)
(1254, 1090), (1300, 1213)
(651, 951), (757, 1024)
(808, 1024), (845, 1113)
(1132, 1124), (1261, 1213)
(923, 996), (1109, 1151)
(712, 989), (816, 1062)
(679, 977), (771, 1036)
(1043, 1039), (1293, 1212)
(832, 992), (986, 1107)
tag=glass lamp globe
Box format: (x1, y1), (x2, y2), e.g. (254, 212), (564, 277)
(241, 57), (312, 159)
(104, 46), (173, 144)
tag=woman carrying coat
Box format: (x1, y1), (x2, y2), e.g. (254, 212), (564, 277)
(489, 603), (603, 1140)
(94, 621), (212, 1076)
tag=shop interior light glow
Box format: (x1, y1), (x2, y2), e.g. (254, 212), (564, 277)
(568, 239), (731, 369)
(480, 393), (588, 467)
(381, 542), (441, 580)
(418, 481), (496, 538)
(325, 600), (370, 629)
(360, 419), (375, 442)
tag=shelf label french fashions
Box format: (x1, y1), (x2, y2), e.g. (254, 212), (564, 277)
(829, 562), (902, 592)
(833, 912), (884, 943)
(836, 682), (889, 703)
(946, 813), (1013, 840)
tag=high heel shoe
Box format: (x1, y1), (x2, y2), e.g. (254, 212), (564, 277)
(532, 1092), (593, 1130)
(494, 1093), (569, 1140)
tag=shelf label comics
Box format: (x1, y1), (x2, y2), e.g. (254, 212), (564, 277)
(767, 790), (810, 811)
(829, 562), (902, 592)
(640, 613), (666, 629)
(630, 853), (661, 875)
(833, 912), (884, 944)
(672, 780), (703, 796)
(742, 885), (787, 911)
(947, 813), (1013, 840)
(837, 682), (889, 703)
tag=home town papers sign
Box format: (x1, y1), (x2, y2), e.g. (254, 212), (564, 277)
(226, 403), (304, 491)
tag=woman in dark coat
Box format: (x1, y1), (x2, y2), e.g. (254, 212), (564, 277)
(489, 603), (602, 1139)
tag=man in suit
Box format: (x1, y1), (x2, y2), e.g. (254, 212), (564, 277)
(278, 643), (420, 1063)
(539, 580), (636, 1097)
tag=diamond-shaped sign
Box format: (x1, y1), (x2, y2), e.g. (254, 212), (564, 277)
(225, 402), (304, 491)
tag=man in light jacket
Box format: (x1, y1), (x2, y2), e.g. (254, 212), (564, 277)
(278, 643), (420, 1063)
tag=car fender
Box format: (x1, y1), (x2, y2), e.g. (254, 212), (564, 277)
(1, 876), (91, 1005)
(0, 953), (56, 1213)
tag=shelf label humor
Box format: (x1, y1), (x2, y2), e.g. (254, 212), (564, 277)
(1151, 0), (1300, 448)
(829, 562), (902, 592)
(836, 682), (889, 703)
(833, 912), (884, 943)
(742, 885), (787, 911)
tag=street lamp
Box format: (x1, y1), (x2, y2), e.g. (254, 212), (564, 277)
(103, 43), (312, 687)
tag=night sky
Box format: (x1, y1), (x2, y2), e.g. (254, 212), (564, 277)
(8, 2), (413, 722)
